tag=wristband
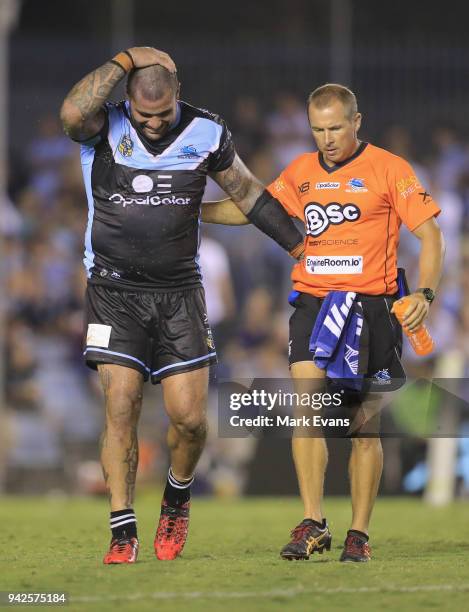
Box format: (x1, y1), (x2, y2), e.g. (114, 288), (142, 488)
(111, 50), (135, 74)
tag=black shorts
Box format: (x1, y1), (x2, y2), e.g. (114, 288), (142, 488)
(84, 284), (217, 384)
(289, 292), (405, 389)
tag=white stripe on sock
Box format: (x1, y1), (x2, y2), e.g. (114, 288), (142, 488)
(168, 469), (194, 489)
(110, 513), (135, 524)
(110, 517), (137, 529)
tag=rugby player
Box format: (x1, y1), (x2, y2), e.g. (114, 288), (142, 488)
(60, 46), (304, 564)
(203, 84), (445, 562)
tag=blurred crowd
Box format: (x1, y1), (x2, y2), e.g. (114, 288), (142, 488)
(2, 91), (469, 497)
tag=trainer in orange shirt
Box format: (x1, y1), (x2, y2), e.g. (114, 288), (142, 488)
(202, 84), (445, 562)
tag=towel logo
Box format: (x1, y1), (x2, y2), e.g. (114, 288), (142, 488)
(345, 344), (359, 375)
(323, 293), (356, 338)
(304, 202), (360, 237)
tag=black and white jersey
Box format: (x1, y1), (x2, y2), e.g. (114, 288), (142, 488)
(79, 100), (235, 291)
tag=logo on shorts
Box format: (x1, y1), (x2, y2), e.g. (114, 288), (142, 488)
(346, 178), (367, 193)
(178, 144), (201, 159)
(206, 328), (215, 351)
(118, 134), (134, 157)
(372, 369), (391, 385)
(305, 255), (363, 275)
(304, 202), (361, 237)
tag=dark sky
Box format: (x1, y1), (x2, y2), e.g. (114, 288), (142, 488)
(15, 0), (469, 45)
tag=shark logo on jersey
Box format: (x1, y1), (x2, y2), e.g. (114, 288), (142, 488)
(118, 134), (134, 157)
(178, 144), (201, 159)
(345, 178), (367, 193)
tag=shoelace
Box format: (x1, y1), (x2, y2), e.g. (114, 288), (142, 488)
(112, 538), (132, 553)
(290, 523), (317, 543)
(345, 536), (370, 556)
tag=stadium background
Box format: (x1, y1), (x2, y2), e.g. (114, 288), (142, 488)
(1, 0), (469, 504)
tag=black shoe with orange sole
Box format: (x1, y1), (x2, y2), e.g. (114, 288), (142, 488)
(280, 518), (332, 560)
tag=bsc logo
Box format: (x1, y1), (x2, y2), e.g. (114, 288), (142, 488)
(304, 202), (361, 237)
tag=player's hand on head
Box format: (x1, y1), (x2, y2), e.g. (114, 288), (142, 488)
(127, 46), (176, 73)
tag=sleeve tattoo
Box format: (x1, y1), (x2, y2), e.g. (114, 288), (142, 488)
(211, 154), (264, 214)
(61, 61), (125, 141)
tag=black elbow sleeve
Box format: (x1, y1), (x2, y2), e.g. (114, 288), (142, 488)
(246, 190), (303, 253)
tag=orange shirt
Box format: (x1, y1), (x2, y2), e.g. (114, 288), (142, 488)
(268, 142), (441, 297)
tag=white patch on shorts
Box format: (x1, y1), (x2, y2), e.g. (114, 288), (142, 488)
(86, 324), (112, 348)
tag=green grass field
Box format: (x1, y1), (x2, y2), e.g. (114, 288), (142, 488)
(1, 493), (469, 611)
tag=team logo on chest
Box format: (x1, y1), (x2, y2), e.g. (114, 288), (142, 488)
(178, 144), (201, 159)
(118, 134), (134, 157)
(345, 178), (367, 193)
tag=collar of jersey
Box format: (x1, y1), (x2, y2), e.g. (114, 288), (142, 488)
(318, 141), (368, 174)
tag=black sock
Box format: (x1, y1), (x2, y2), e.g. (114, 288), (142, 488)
(303, 518), (326, 530)
(348, 529), (368, 541)
(110, 508), (137, 540)
(163, 468), (194, 507)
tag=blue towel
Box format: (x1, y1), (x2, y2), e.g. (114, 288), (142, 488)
(309, 291), (366, 390)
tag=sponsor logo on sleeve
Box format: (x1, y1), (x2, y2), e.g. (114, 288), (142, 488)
(396, 175), (421, 199)
(305, 255), (363, 275)
(419, 190), (432, 204)
(273, 179), (286, 192)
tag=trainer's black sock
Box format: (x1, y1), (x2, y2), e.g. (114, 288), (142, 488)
(348, 529), (369, 541)
(110, 508), (137, 540)
(303, 518), (326, 530)
(163, 467), (194, 507)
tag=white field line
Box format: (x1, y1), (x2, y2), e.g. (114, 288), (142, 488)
(70, 584), (469, 603)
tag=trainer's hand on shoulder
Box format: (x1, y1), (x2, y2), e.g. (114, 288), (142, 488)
(392, 292), (429, 332)
(127, 47), (176, 73)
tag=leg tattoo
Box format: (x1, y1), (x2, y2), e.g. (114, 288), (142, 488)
(124, 428), (138, 507)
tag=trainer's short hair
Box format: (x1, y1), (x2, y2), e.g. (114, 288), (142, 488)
(127, 65), (179, 100)
(307, 84), (358, 119)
